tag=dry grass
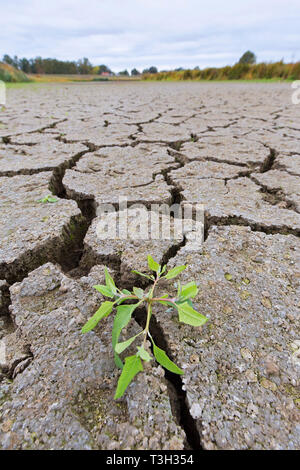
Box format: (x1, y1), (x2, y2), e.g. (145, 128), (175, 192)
(143, 61), (300, 81)
(28, 74), (141, 83)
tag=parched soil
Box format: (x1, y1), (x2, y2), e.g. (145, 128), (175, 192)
(0, 81), (299, 450)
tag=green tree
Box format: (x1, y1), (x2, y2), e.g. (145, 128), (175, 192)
(238, 51), (256, 65)
(131, 68), (140, 76)
(77, 57), (92, 74)
(143, 66), (158, 74)
(2, 55), (14, 65)
(34, 57), (44, 73)
(12, 56), (19, 69)
(98, 64), (112, 74)
(19, 58), (31, 73)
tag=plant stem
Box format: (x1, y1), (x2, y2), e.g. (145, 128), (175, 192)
(142, 273), (160, 347)
(152, 297), (176, 303)
(143, 300), (152, 347)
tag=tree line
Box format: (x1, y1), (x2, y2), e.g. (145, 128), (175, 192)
(1, 55), (160, 76)
(2, 50), (298, 80)
(2, 55), (95, 74)
(1, 51), (257, 76)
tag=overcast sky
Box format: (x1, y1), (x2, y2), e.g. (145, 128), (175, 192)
(1, 0), (299, 71)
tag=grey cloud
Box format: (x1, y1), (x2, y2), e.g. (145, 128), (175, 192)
(0, 0), (299, 71)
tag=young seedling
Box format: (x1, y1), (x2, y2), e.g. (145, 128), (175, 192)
(37, 194), (58, 203)
(81, 255), (208, 399)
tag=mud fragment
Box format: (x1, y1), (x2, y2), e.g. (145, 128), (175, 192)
(0, 140), (87, 177)
(0, 173), (86, 282)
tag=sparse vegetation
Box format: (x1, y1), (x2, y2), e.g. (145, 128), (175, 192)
(37, 195), (58, 203)
(81, 255), (208, 399)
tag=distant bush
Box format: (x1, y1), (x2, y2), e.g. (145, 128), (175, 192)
(228, 63), (250, 79)
(143, 61), (300, 81)
(92, 77), (109, 82)
(0, 62), (31, 82)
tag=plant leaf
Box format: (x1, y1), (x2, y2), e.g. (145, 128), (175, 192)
(115, 335), (139, 354)
(177, 280), (182, 297)
(112, 304), (137, 347)
(81, 301), (113, 333)
(176, 302), (207, 327)
(136, 346), (152, 362)
(93, 284), (114, 298)
(114, 355), (143, 399)
(116, 296), (134, 305)
(112, 304), (140, 366)
(38, 195), (58, 203)
(133, 287), (144, 299)
(114, 354), (124, 369)
(161, 265), (167, 274)
(180, 281), (198, 300)
(122, 289), (131, 295)
(147, 255), (160, 273)
(186, 298), (194, 308)
(132, 270), (153, 280)
(152, 342), (183, 375)
(164, 265), (186, 280)
(105, 267), (117, 293)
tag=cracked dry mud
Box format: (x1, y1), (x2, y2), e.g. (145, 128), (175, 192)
(0, 82), (299, 450)
(0, 140), (88, 177)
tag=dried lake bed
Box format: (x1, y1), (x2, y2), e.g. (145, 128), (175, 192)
(0, 81), (299, 450)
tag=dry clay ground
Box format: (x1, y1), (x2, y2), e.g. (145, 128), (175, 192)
(0, 81), (299, 450)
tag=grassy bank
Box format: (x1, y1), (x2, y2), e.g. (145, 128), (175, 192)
(143, 61), (300, 81)
(0, 62), (31, 82)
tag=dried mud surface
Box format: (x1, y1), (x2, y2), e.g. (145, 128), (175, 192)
(0, 82), (299, 449)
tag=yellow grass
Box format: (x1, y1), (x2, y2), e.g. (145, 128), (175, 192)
(28, 74), (141, 83)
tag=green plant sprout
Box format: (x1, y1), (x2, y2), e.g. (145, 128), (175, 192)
(37, 194), (58, 203)
(81, 255), (208, 399)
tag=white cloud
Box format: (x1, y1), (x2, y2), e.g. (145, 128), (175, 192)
(0, 0), (299, 71)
